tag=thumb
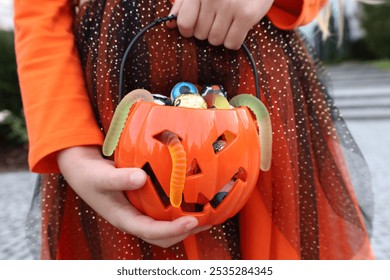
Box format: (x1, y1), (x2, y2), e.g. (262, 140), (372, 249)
(101, 167), (148, 192)
(166, 17), (177, 29)
(166, 0), (182, 29)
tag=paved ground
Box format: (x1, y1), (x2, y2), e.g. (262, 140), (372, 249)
(0, 62), (389, 260)
(0, 172), (36, 259)
(327, 62), (390, 260)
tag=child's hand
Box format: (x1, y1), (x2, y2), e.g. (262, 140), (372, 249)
(57, 146), (208, 248)
(166, 0), (274, 50)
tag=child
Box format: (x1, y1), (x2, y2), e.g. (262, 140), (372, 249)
(14, 0), (373, 259)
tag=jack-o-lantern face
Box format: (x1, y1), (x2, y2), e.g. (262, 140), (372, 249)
(114, 102), (260, 226)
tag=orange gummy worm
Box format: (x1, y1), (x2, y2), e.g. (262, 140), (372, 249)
(161, 131), (187, 208)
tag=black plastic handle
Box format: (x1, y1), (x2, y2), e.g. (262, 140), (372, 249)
(118, 15), (260, 103)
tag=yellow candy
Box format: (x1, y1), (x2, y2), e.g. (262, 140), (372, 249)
(173, 93), (207, 109)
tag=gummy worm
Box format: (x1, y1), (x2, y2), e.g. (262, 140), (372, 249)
(102, 89), (154, 157)
(203, 93), (231, 109)
(230, 94), (272, 171)
(160, 131), (187, 208)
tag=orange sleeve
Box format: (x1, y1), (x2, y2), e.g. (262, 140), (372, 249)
(267, 0), (329, 29)
(14, 0), (104, 174)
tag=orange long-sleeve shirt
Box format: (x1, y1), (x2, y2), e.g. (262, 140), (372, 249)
(14, 0), (328, 173)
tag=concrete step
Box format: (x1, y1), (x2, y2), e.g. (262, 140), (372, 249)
(328, 65), (390, 120)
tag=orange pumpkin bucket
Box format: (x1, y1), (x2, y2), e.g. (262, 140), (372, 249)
(103, 16), (272, 226)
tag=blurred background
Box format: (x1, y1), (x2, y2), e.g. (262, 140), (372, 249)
(0, 0), (389, 259)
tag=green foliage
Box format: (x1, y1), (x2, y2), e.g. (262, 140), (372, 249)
(316, 2), (390, 62)
(0, 30), (27, 146)
(361, 2), (390, 59)
(372, 59), (390, 71)
(0, 110), (28, 145)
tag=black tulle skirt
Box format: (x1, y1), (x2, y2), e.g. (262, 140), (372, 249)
(27, 0), (374, 259)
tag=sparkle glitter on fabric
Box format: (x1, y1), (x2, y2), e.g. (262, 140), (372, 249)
(26, 0), (374, 259)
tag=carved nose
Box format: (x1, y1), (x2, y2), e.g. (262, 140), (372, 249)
(186, 159), (201, 176)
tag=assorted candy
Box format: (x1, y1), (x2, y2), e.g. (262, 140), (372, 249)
(154, 82), (228, 109)
(152, 93), (172, 106)
(170, 81), (199, 100)
(201, 84), (227, 98)
(173, 93), (207, 109)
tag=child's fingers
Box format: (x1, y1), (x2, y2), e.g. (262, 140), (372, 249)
(116, 211), (199, 247)
(207, 13), (233, 47)
(132, 215), (198, 241)
(109, 194), (211, 244)
(57, 146), (203, 248)
(223, 20), (250, 50)
(190, 225), (213, 235)
(143, 225), (212, 248)
(173, 0), (200, 38)
(167, 0), (183, 17)
(83, 188), (199, 247)
(193, 2), (216, 41)
(166, 0), (183, 29)
(165, 17), (177, 29)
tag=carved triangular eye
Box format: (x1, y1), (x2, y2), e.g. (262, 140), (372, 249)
(212, 131), (236, 154)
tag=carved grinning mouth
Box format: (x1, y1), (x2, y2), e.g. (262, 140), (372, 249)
(141, 163), (247, 212)
(146, 129), (247, 211)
